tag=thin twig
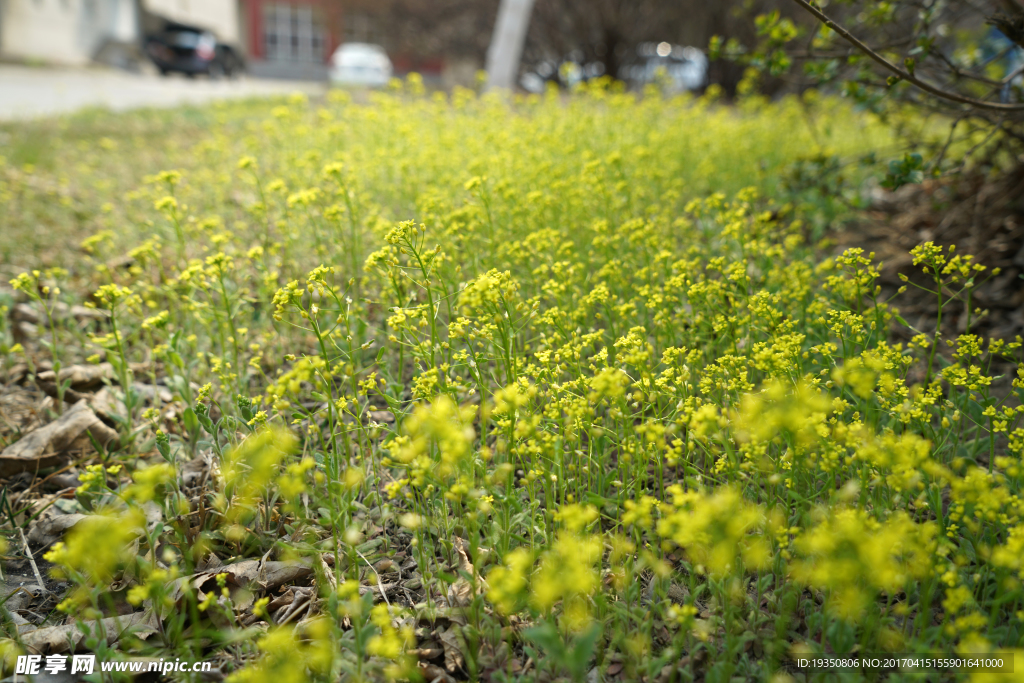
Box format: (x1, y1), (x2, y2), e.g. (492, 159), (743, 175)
(788, 0), (1024, 111)
(18, 527), (49, 596)
(275, 596), (310, 626)
(355, 547), (390, 606)
(929, 113), (970, 173)
(933, 51), (1005, 87)
(952, 114), (1008, 174)
(1003, 61), (1024, 86)
(395, 560), (416, 607)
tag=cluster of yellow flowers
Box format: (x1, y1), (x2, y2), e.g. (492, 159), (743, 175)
(3, 81), (1023, 679)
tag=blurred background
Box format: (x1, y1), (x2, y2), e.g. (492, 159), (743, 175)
(0, 0), (801, 118)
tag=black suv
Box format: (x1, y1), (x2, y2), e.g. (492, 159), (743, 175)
(144, 21), (245, 78)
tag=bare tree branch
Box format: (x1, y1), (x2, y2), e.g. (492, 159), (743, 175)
(788, 0), (1024, 111)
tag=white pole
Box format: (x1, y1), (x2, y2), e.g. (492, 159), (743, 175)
(485, 0), (536, 91)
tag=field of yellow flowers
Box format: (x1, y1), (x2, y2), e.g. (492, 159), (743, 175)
(1, 82), (1022, 683)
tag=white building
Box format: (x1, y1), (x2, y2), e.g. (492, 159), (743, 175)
(0, 0), (239, 67)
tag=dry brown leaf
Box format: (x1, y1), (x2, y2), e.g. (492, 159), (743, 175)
(27, 511), (88, 548)
(271, 586), (313, 624)
(20, 610), (157, 655)
(438, 625), (465, 674)
(266, 588), (296, 615)
(28, 507), (147, 557)
(452, 537), (473, 573)
(10, 302), (109, 327)
(443, 537), (483, 608)
(9, 303), (42, 325)
(36, 364), (114, 392)
(35, 383), (90, 404)
(419, 662), (458, 683)
(40, 472), (84, 492)
(313, 552), (337, 594)
(90, 384), (174, 420)
(644, 576), (690, 604)
(0, 401), (119, 477)
(131, 383), (173, 403)
(3, 363), (31, 384)
(180, 454), (212, 489)
(232, 559), (314, 589)
(196, 554), (224, 572)
(171, 559), (313, 602)
(12, 319), (38, 345)
(4, 584), (45, 611)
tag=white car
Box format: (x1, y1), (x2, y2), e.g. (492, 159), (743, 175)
(329, 43), (393, 87)
(628, 43), (709, 93)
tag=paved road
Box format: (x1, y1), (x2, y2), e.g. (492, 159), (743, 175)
(0, 65), (326, 121)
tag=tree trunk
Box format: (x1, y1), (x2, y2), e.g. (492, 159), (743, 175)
(486, 0), (537, 90)
(601, 27), (622, 80)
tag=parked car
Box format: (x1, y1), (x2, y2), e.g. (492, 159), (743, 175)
(329, 43), (393, 87)
(627, 43), (708, 93)
(144, 21), (244, 78)
(520, 43), (707, 94)
(520, 51), (605, 93)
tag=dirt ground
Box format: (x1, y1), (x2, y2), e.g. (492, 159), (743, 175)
(834, 167), (1024, 344)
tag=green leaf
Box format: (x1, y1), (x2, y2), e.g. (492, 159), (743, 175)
(566, 623), (602, 680)
(183, 406), (199, 435)
(523, 622), (565, 661)
(197, 411), (215, 435)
